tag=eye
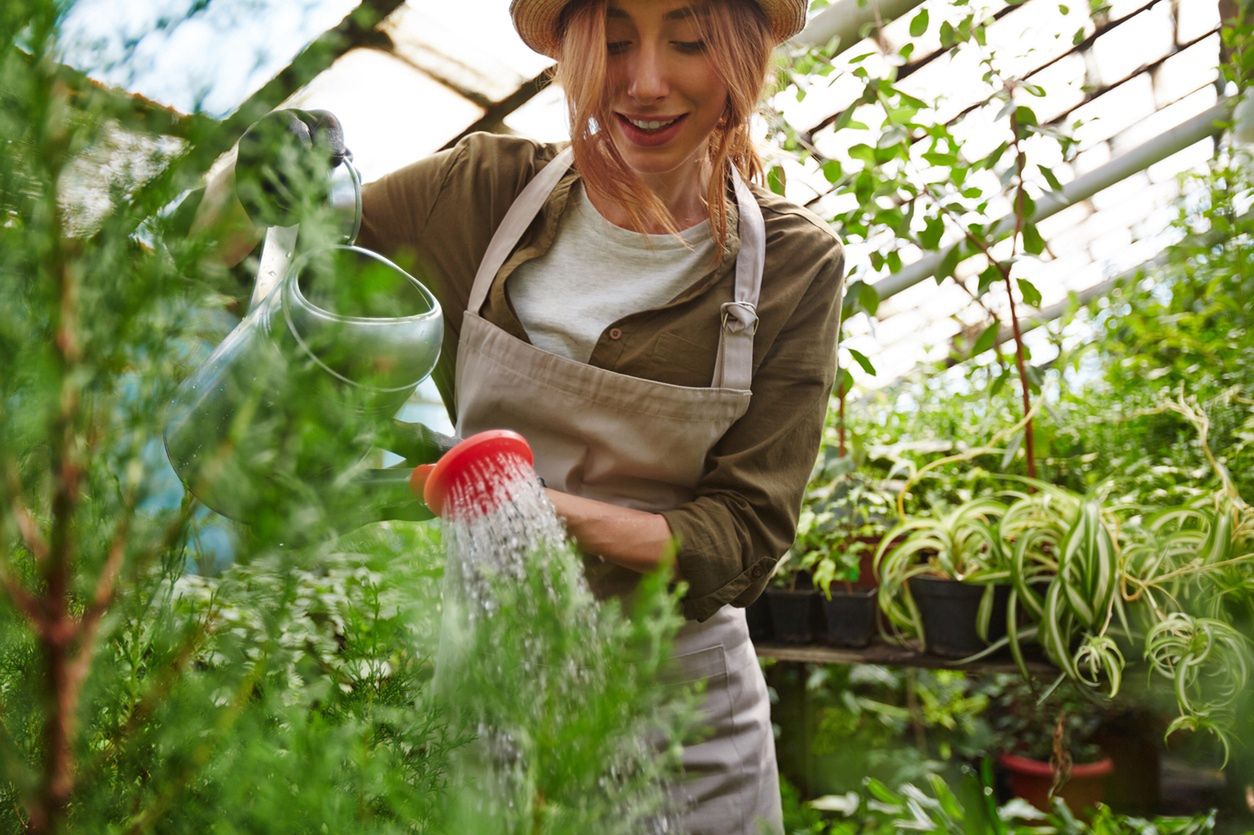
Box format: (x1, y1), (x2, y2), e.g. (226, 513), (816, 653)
(607, 40), (631, 55)
(672, 40), (707, 54)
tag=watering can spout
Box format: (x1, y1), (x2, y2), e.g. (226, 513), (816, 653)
(164, 108), (451, 531)
(162, 245), (446, 525)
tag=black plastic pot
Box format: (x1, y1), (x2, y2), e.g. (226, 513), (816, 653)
(765, 588), (820, 643)
(820, 586), (877, 648)
(746, 595), (774, 642)
(909, 576), (1010, 658)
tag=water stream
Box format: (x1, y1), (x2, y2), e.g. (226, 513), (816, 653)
(431, 453), (679, 833)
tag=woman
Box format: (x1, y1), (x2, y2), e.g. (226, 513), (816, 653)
(355, 1), (843, 831)
(200, 0), (841, 829)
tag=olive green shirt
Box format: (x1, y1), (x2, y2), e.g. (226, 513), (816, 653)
(358, 133), (845, 621)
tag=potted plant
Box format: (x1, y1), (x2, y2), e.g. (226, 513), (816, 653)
(986, 677), (1115, 816)
(811, 548), (878, 649)
(794, 464), (895, 648)
(1002, 482), (1253, 761)
(763, 554), (821, 644)
(874, 495), (1014, 657)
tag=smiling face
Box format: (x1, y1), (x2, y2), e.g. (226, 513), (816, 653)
(601, 0), (729, 194)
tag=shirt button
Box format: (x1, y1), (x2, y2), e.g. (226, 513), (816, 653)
(750, 565), (765, 578)
(608, 327), (623, 340)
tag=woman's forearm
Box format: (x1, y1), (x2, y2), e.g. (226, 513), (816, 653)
(544, 489), (676, 575)
(190, 160), (261, 266)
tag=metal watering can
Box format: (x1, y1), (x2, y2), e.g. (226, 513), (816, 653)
(164, 133), (445, 528)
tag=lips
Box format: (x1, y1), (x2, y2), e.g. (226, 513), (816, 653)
(614, 112), (687, 148)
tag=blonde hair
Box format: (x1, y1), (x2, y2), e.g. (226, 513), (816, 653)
(554, 0), (773, 249)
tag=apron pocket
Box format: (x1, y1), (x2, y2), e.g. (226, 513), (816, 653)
(661, 643), (728, 687)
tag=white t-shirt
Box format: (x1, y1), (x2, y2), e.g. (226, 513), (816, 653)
(508, 184), (716, 363)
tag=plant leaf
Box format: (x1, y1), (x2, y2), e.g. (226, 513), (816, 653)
(909, 9), (929, 37)
(972, 321), (1001, 355)
(1017, 278), (1042, 308)
(1021, 222), (1046, 256)
(848, 348), (877, 376)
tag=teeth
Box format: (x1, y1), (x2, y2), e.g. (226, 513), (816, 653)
(628, 116), (678, 131)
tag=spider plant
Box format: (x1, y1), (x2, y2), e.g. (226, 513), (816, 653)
(1144, 612), (1250, 765)
(993, 482), (1126, 695)
(873, 496), (1010, 643)
(1011, 489), (1254, 757)
(1128, 499), (1254, 761)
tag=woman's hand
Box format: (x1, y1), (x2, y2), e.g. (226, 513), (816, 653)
(544, 489), (678, 576)
(190, 109), (350, 267)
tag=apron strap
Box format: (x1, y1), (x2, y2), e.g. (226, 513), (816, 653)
(467, 147), (577, 314)
(712, 171), (765, 392)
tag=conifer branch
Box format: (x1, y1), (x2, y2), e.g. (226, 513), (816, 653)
(75, 495), (195, 684)
(123, 659), (266, 834)
(0, 557), (43, 630)
(77, 490), (138, 649)
(3, 456), (49, 564)
(30, 108), (88, 835)
(82, 605), (217, 783)
(0, 709), (35, 819)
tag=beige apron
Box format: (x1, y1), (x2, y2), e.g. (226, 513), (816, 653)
(453, 148), (782, 835)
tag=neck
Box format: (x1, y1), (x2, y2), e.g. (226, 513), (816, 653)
(587, 156), (713, 233)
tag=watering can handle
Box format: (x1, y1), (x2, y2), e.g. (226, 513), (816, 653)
(235, 109), (352, 228)
(235, 109), (363, 310)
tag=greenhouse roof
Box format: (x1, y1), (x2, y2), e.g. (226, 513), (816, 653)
(61, 0), (1233, 391)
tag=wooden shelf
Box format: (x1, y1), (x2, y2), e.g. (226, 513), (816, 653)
(754, 638), (1056, 675)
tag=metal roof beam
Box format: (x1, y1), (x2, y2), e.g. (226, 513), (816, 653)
(788, 0), (926, 52)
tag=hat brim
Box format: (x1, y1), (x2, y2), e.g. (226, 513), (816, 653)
(509, 0), (807, 59)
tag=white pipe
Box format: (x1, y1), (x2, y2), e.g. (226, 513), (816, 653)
(872, 99), (1231, 302)
(789, 0), (927, 52)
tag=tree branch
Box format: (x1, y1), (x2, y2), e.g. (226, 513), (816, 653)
(77, 489), (139, 646)
(0, 558), (43, 631)
(73, 494), (195, 688)
(3, 456), (49, 563)
(86, 606), (216, 777)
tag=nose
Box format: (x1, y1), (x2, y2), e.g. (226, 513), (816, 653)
(626, 44), (669, 102)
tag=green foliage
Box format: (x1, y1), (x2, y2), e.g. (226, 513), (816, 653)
(833, 774), (1217, 834)
(772, 663), (990, 801)
(790, 451), (895, 593)
(0, 527), (457, 832)
(1, 4), (695, 832)
(434, 551), (694, 834)
(981, 675), (1111, 764)
(785, 765), (1218, 834)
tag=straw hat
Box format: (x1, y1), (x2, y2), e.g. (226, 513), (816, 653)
(509, 0), (808, 58)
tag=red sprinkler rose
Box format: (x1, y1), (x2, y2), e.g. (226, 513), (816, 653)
(410, 429), (535, 518)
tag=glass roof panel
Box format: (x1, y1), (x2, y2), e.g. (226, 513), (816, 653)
(381, 0), (552, 102)
(61, 0), (359, 116)
(283, 48), (485, 181)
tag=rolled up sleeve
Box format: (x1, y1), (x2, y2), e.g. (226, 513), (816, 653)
(661, 237), (844, 621)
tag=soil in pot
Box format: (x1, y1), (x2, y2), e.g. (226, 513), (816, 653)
(908, 576), (1010, 658)
(765, 587), (820, 643)
(820, 586), (877, 648)
(999, 752), (1113, 815)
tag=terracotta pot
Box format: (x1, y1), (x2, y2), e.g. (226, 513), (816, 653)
(999, 752), (1113, 814)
